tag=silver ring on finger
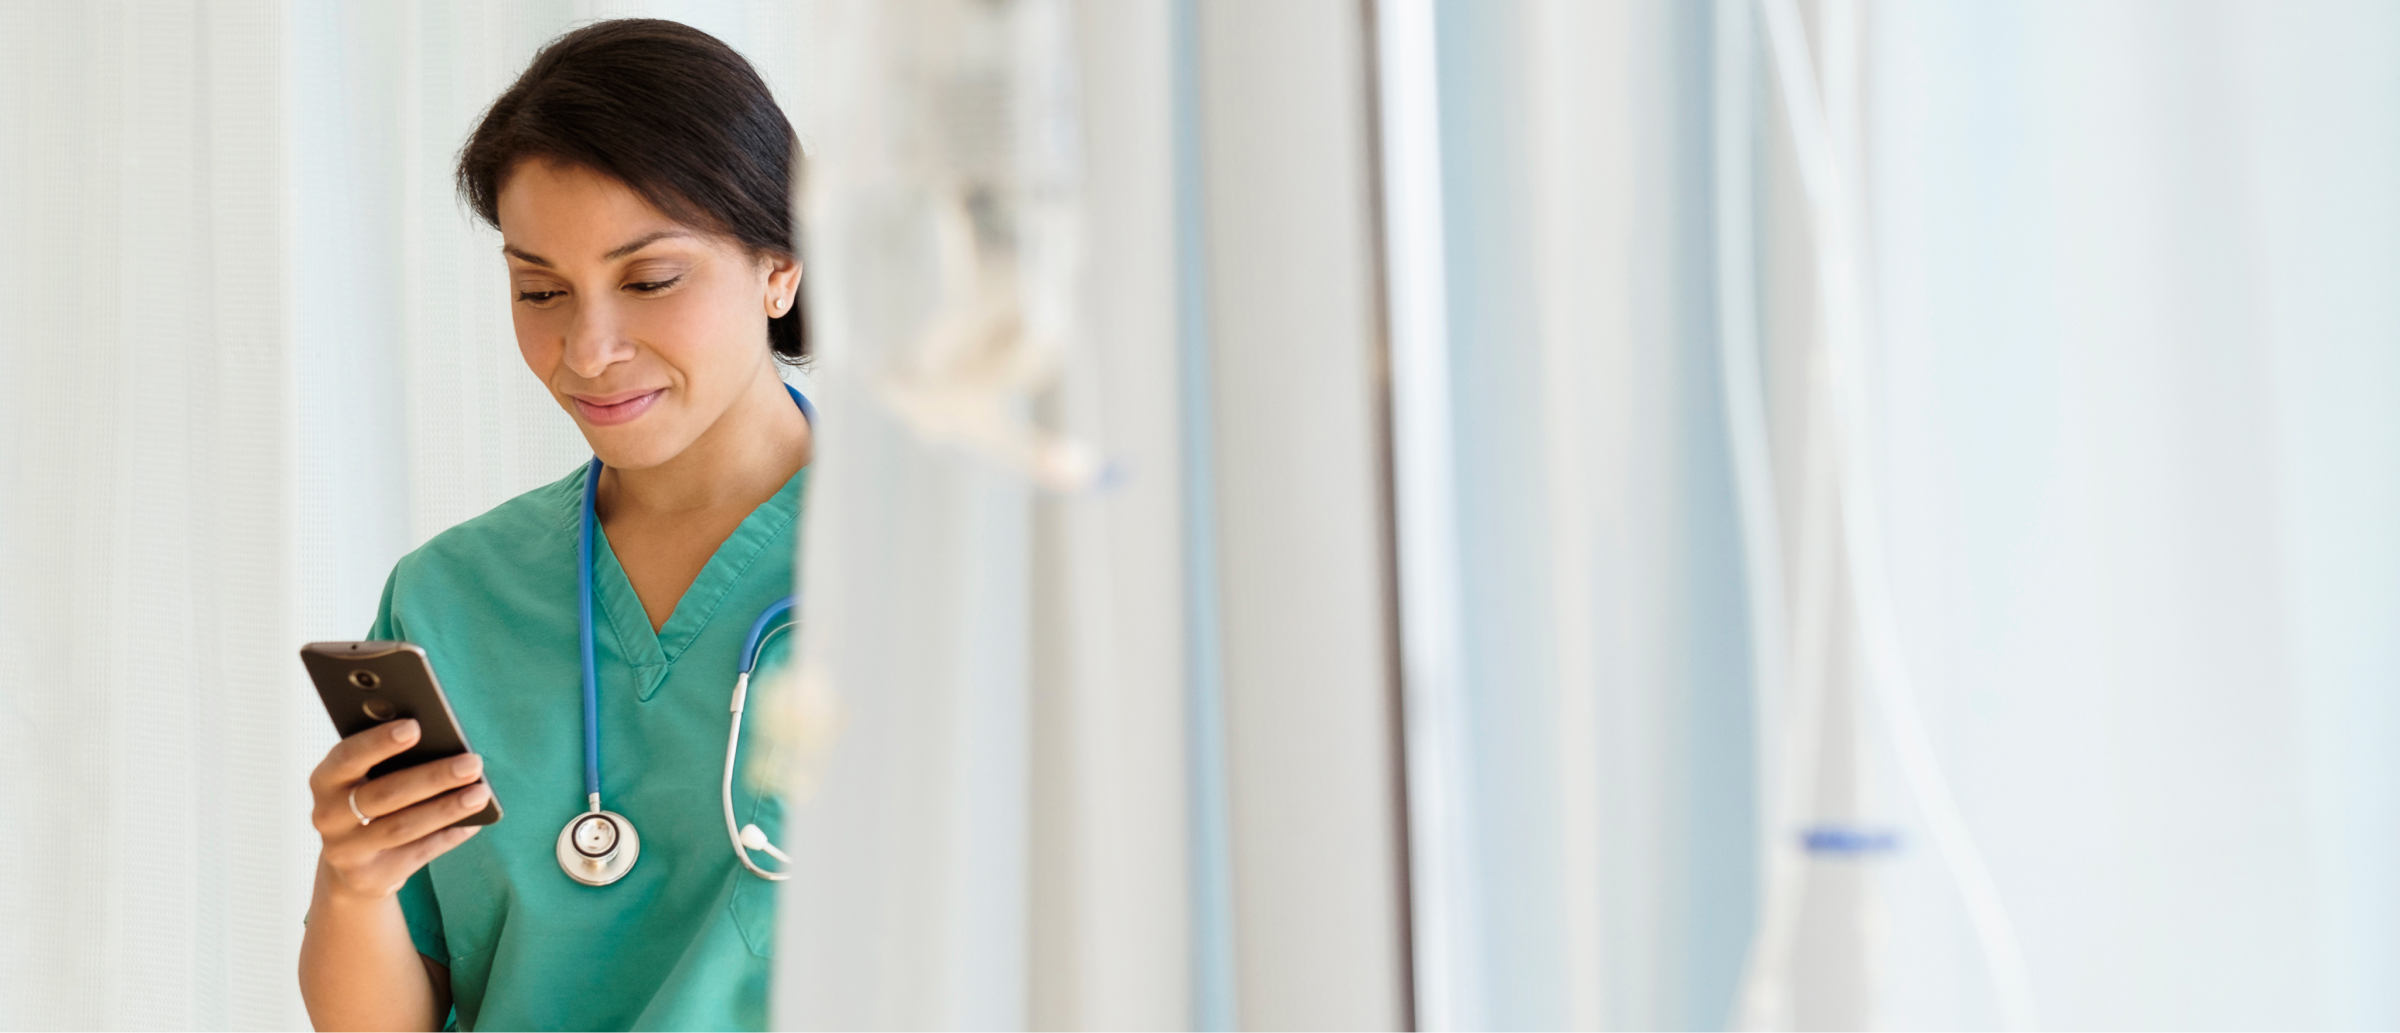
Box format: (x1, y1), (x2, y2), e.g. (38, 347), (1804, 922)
(348, 787), (372, 826)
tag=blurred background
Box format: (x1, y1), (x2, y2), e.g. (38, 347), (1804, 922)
(5, 0), (2400, 1029)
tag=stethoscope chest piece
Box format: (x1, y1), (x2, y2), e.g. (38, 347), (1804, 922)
(556, 808), (641, 886)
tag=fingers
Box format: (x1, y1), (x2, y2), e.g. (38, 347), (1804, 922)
(319, 781), (493, 887)
(309, 719), (421, 797)
(360, 782), (494, 852)
(342, 824), (482, 899)
(377, 824), (483, 884)
(306, 723), (496, 900)
(351, 753), (484, 822)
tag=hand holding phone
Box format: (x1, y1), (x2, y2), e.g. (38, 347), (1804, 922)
(301, 641), (501, 901)
(306, 720), (492, 900)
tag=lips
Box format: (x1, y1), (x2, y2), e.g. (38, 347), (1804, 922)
(570, 388), (665, 426)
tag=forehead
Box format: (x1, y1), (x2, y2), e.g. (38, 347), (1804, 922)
(495, 159), (697, 257)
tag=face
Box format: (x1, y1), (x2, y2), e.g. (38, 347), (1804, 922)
(496, 159), (799, 470)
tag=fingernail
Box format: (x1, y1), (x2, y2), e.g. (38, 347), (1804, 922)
(392, 720), (419, 742)
(460, 784), (492, 808)
(452, 754), (482, 778)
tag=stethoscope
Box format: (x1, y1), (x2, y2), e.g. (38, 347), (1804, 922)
(555, 384), (814, 887)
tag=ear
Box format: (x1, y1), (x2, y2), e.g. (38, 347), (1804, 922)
(764, 253), (803, 317)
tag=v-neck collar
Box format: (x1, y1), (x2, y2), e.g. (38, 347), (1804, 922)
(576, 465), (807, 702)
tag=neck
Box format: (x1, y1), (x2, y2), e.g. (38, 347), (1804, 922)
(601, 363), (809, 517)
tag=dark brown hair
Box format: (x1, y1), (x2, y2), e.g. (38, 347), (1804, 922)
(457, 18), (806, 361)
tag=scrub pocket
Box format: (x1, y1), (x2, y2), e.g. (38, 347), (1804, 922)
(729, 794), (784, 958)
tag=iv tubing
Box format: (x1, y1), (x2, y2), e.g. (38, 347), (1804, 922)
(1756, 0), (2039, 1026)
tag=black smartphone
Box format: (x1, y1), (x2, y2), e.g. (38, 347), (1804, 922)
(301, 640), (503, 827)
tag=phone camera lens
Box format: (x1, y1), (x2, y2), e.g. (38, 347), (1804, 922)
(349, 670), (381, 690)
(361, 698), (398, 721)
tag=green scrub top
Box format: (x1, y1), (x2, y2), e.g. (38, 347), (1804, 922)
(370, 461), (804, 1031)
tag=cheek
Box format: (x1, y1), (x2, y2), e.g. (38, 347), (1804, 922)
(512, 304), (563, 374)
(639, 286), (755, 383)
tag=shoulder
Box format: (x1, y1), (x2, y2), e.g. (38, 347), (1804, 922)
(388, 464), (586, 601)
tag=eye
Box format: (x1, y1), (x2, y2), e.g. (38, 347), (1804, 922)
(626, 275), (685, 295)
(516, 290), (564, 304)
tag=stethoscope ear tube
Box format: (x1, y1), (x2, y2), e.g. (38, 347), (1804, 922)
(723, 670), (793, 882)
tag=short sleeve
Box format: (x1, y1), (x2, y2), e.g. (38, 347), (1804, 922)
(369, 566), (405, 643)
(396, 867), (450, 963)
(367, 565), (448, 962)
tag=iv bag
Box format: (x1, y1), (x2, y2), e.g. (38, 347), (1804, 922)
(802, 0), (1098, 491)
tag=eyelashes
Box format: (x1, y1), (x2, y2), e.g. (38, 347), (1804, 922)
(514, 275), (686, 305)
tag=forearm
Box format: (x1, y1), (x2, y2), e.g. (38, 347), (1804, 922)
(298, 860), (444, 1032)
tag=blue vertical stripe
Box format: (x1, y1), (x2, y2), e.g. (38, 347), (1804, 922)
(579, 456), (603, 802)
(1171, 1), (1240, 1028)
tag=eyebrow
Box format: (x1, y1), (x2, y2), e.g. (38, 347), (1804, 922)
(501, 230), (695, 268)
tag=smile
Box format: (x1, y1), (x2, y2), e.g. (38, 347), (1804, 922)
(570, 389), (665, 426)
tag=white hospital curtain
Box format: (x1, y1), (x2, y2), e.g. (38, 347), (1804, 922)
(1859, 1), (2400, 1027)
(0, 4), (303, 1028)
(1394, 0), (2400, 1030)
(1394, 1), (1763, 1029)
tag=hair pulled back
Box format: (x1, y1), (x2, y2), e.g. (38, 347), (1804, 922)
(458, 18), (806, 362)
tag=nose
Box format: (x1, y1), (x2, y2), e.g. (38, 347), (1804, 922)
(561, 295), (635, 380)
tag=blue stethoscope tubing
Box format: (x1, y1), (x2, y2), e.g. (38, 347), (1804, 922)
(572, 383), (812, 883)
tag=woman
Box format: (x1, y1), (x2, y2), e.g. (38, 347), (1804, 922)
(296, 20), (810, 1031)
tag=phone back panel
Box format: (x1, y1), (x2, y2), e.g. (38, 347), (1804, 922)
(302, 641), (502, 826)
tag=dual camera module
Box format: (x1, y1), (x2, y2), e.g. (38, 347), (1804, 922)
(349, 669), (398, 721)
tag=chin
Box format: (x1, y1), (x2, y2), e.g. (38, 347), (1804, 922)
(581, 424), (690, 471)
